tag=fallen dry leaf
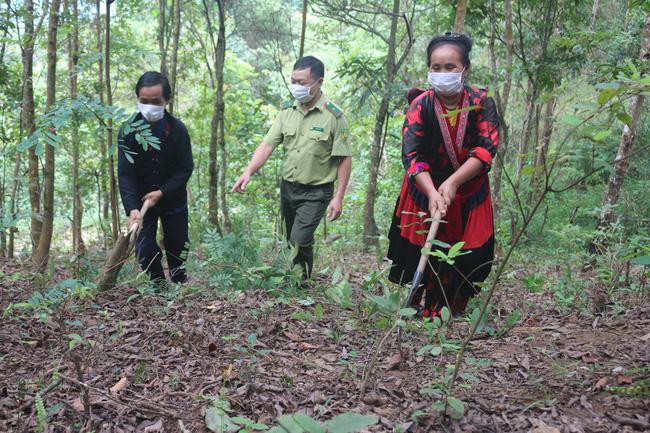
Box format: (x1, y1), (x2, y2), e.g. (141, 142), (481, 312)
(594, 377), (610, 390)
(283, 331), (301, 342)
(616, 375), (633, 385)
(531, 422), (561, 433)
(110, 377), (129, 394)
(299, 342), (320, 350)
(71, 397), (84, 412)
(581, 354), (599, 364)
(384, 352), (402, 371)
(142, 419), (164, 433)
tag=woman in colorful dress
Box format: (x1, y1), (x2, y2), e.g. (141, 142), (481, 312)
(387, 33), (499, 318)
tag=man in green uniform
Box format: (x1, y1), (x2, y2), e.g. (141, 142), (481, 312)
(232, 56), (352, 278)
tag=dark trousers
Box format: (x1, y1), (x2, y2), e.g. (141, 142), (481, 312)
(280, 180), (333, 278)
(135, 205), (189, 284)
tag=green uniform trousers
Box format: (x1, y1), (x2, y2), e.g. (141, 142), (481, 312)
(280, 179), (333, 278)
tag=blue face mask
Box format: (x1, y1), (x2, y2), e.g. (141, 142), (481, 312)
(428, 69), (465, 96)
(289, 80), (320, 103)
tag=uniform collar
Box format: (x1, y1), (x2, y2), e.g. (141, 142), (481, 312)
(295, 92), (328, 112)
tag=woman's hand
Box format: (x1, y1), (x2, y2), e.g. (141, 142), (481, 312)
(437, 178), (458, 207)
(428, 191), (448, 219)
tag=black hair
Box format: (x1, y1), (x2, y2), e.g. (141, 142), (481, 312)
(426, 32), (473, 68)
(135, 71), (172, 100)
(293, 56), (325, 80)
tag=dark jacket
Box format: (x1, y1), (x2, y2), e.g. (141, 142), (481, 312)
(117, 111), (193, 215)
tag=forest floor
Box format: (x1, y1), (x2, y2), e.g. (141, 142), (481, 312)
(1, 255), (649, 433)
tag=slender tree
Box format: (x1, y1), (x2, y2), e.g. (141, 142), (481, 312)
(96, 0), (109, 224)
(68, 0), (85, 260)
(454, 0), (467, 33)
(595, 12), (649, 232)
(298, 0), (308, 58)
(168, 0), (182, 114)
(32, 0), (61, 270)
(215, 0), (231, 231)
(22, 0), (47, 253)
(105, 0), (119, 241)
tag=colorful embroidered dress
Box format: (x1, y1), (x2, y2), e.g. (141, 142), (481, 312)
(387, 85), (499, 316)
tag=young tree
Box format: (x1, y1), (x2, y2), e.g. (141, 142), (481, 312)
(313, 0), (415, 250)
(201, 0), (230, 231)
(454, 0), (467, 33)
(595, 12), (649, 232)
(168, 0), (182, 114)
(105, 0), (119, 242)
(21, 0), (48, 253)
(298, 0), (308, 58)
(32, 0), (62, 270)
(68, 0), (85, 260)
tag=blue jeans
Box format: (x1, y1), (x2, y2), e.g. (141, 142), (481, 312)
(135, 204), (189, 283)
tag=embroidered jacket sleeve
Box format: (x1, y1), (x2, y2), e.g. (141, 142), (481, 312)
(469, 94), (499, 172)
(401, 92), (432, 178)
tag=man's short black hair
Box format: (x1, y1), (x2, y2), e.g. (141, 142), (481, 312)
(426, 32), (473, 69)
(293, 56), (325, 80)
(135, 71), (172, 100)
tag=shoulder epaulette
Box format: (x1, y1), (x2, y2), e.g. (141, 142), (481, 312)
(281, 100), (294, 110)
(325, 101), (343, 118)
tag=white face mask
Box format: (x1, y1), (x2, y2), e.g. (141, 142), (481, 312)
(289, 80), (320, 103)
(427, 70), (465, 96)
(137, 102), (165, 122)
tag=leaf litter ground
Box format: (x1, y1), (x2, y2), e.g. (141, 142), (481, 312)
(0, 257), (648, 432)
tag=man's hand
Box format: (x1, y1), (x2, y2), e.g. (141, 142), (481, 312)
(128, 209), (142, 229)
(142, 190), (163, 206)
(437, 178), (458, 207)
(232, 171), (252, 193)
(327, 196), (343, 221)
(428, 191), (447, 219)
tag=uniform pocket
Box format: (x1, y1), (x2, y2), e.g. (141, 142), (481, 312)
(307, 128), (332, 157)
(282, 126), (297, 143)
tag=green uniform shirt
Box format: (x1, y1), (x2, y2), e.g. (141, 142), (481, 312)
(263, 93), (351, 185)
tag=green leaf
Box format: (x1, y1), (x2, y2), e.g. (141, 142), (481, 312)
(323, 413), (378, 433)
(447, 397), (465, 419)
(430, 239), (451, 249)
(417, 344), (434, 356)
(630, 255), (650, 265)
(314, 304), (324, 321)
(205, 407), (238, 433)
(293, 413), (326, 433)
(616, 111), (633, 125)
(399, 307), (417, 317)
(430, 346), (442, 356)
(439, 307), (450, 323)
(562, 114), (582, 126)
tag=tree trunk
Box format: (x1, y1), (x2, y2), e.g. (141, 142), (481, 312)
(590, 0), (601, 31)
(69, 0), (85, 260)
(105, 0), (119, 242)
(216, 0), (231, 232)
(454, 0), (468, 33)
(22, 0), (41, 253)
(158, 0), (168, 76)
(362, 0), (399, 251)
(202, 0), (220, 230)
(208, 96), (221, 231)
(8, 151), (21, 258)
(491, 0), (514, 220)
(596, 13), (649, 229)
(534, 93), (557, 170)
(168, 0), (181, 114)
(33, 0), (61, 270)
(299, 0), (308, 58)
(96, 0), (108, 223)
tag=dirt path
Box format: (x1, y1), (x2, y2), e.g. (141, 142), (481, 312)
(1, 258), (648, 432)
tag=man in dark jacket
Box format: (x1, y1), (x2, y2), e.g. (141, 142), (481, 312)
(118, 71), (193, 284)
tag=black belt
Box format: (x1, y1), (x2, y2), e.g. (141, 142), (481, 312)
(281, 179), (334, 190)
